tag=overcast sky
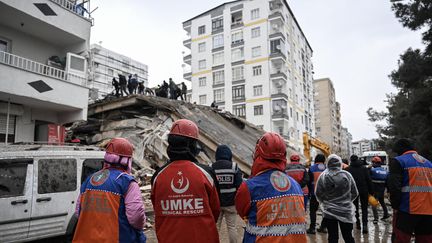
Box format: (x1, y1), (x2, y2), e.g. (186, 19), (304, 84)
(90, 0), (424, 141)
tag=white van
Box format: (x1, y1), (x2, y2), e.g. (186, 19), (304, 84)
(0, 145), (105, 243)
(361, 151), (389, 170)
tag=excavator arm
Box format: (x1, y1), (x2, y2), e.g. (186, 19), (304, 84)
(303, 132), (331, 166)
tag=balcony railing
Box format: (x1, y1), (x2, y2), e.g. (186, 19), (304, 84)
(49, 0), (93, 21)
(0, 51), (87, 86)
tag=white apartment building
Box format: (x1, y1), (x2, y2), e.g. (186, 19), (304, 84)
(182, 0), (315, 151)
(89, 43), (148, 100)
(0, 0), (92, 143)
(352, 139), (377, 156)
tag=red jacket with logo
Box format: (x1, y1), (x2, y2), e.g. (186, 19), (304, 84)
(151, 160), (220, 243)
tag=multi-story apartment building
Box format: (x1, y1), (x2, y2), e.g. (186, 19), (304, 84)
(182, 0), (315, 151)
(340, 126), (353, 159)
(313, 78), (341, 152)
(352, 139), (377, 156)
(88, 43), (148, 100)
(0, 0), (92, 143)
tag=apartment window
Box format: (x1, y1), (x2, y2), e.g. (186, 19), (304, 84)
(212, 52), (224, 65)
(0, 39), (9, 52)
(254, 105), (263, 116)
(212, 18), (223, 31)
(270, 39), (284, 53)
(253, 66), (262, 76)
(199, 95), (207, 105)
(231, 31), (243, 44)
(198, 59), (206, 70)
(213, 34), (224, 49)
(278, 127), (284, 136)
(233, 104), (246, 118)
(251, 27), (260, 38)
(251, 8), (260, 20)
(296, 111), (299, 121)
(214, 89), (225, 102)
(107, 68), (114, 76)
(198, 42), (206, 52)
(213, 70), (225, 85)
(232, 66), (244, 81)
(231, 47), (244, 61)
(198, 25), (206, 35)
(199, 77), (206, 87)
(253, 85), (262, 96)
(231, 11), (243, 25)
(252, 46), (261, 58)
(232, 85), (245, 100)
(290, 107), (293, 117)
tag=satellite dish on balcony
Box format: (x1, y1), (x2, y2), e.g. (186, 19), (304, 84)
(276, 45), (281, 50)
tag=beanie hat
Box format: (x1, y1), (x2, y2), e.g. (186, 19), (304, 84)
(314, 154), (326, 163)
(216, 145), (232, 161)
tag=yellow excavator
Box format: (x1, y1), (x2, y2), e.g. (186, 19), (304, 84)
(303, 132), (331, 166)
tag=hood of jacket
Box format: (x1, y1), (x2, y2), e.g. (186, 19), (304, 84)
(251, 156), (286, 177)
(215, 145), (232, 161)
(326, 154), (342, 170)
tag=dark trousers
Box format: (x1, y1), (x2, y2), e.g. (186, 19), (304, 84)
(120, 85), (128, 96)
(309, 195), (326, 228)
(392, 210), (432, 243)
(354, 192), (369, 227)
(324, 217), (355, 243)
(372, 189), (389, 220)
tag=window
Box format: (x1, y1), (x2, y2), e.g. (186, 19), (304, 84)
(232, 85), (245, 100)
(212, 18), (223, 31)
(290, 107), (293, 117)
(198, 25), (206, 35)
(108, 68), (114, 76)
(199, 95), (207, 105)
(198, 59), (206, 70)
(251, 8), (260, 20)
(233, 104), (246, 117)
(38, 159), (77, 194)
(231, 47), (244, 61)
(199, 77), (207, 87)
(273, 100), (287, 115)
(232, 66), (244, 81)
(253, 66), (262, 76)
(213, 70), (225, 85)
(214, 89), (224, 102)
(254, 105), (263, 116)
(270, 39), (284, 53)
(251, 27), (260, 38)
(0, 39), (9, 52)
(212, 52), (224, 66)
(231, 11), (243, 25)
(252, 46), (261, 58)
(198, 42), (206, 52)
(0, 160), (30, 197)
(278, 127), (283, 136)
(253, 85), (262, 96)
(296, 111), (299, 121)
(81, 159), (104, 183)
(213, 34), (224, 49)
(231, 31), (243, 44)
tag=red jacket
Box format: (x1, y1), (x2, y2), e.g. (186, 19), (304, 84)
(151, 160), (220, 243)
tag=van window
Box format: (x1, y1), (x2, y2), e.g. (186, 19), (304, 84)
(0, 160), (30, 198)
(81, 159), (104, 183)
(38, 159), (77, 194)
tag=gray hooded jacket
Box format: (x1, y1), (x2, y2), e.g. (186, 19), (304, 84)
(315, 154), (359, 223)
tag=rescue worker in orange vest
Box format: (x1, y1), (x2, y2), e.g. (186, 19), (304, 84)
(73, 138), (146, 243)
(235, 132), (307, 242)
(151, 119), (220, 243)
(285, 154), (310, 210)
(388, 138), (432, 242)
(306, 154), (327, 234)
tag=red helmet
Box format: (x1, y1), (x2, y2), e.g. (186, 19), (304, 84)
(254, 132), (286, 161)
(169, 119), (199, 139)
(105, 138), (134, 157)
(372, 156), (382, 163)
(290, 154), (300, 162)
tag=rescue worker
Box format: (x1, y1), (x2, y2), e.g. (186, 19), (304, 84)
(212, 145), (243, 243)
(307, 154), (327, 234)
(151, 119), (220, 243)
(235, 132), (307, 242)
(112, 77), (120, 97)
(347, 154), (373, 234)
(388, 138), (432, 242)
(285, 154), (310, 209)
(316, 154), (358, 243)
(73, 138), (146, 243)
(370, 156), (389, 224)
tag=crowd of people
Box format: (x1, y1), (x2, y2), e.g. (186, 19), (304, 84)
(71, 119), (432, 243)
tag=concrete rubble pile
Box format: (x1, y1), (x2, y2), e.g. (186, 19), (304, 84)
(70, 95), (300, 217)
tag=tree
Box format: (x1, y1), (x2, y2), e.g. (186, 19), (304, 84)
(368, 0), (432, 158)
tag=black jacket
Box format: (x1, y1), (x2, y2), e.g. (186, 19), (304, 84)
(211, 160), (242, 207)
(347, 159), (373, 195)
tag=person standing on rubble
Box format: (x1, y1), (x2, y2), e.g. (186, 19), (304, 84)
(180, 82), (187, 101)
(73, 138), (146, 243)
(118, 74), (128, 97)
(212, 145), (242, 243)
(112, 77), (120, 97)
(151, 119), (220, 243)
(235, 132), (307, 242)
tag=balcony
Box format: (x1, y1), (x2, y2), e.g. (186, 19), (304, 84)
(183, 54), (191, 65)
(183, 71), (192, 81)
(272, 110), (289, 119)
(183, 38), (191, 49)
(183, 20), (191, 33)
(231, 20), (243, 29)
(270, 71), (287, 81)
(49, 0), (93, 21)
